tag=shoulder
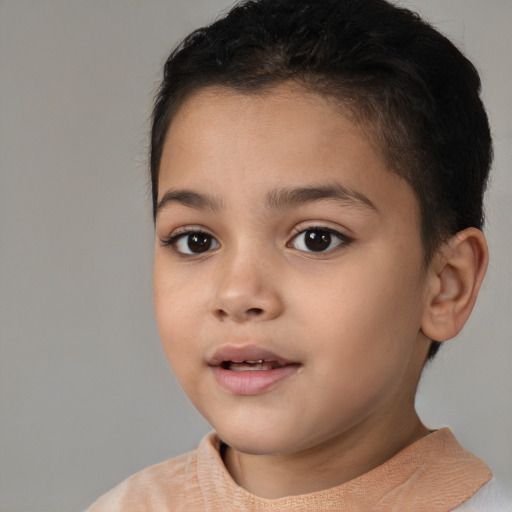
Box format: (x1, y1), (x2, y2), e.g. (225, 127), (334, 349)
(452, 478), (512, 512)
(85, 442), (205, 512)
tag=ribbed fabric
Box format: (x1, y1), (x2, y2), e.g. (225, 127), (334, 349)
(87, 428), (492, 511)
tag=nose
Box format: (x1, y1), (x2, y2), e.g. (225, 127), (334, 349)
(210, 250), (284, 323)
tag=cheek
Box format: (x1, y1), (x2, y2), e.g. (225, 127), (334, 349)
(153, 259), (206, 369)
(294, 251), (425, 363)
(154, 296), (203, 395)
(293, 263), (424, 424)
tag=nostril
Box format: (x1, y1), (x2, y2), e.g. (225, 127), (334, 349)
(215, 309), (228, 320)
(212, 307), (264, 322)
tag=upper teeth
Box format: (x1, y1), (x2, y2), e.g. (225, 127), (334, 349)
(227, 360), (276, 371)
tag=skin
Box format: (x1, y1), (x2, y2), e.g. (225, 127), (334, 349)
(152, 84), (476, 499)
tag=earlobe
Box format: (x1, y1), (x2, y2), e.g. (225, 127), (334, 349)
(421, 228), (489, 342)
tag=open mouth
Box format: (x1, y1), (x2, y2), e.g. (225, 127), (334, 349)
(220, 359), (285, 371)
(209, 345), (300, 394)
(209, 346), (297, 371)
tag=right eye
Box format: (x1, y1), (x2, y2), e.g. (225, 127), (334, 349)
(288, 227), (350, 254)
(165, 231), (220, 255)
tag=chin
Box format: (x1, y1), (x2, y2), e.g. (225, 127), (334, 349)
(215, 424), (297, 456)
(216, 419), (334, 457)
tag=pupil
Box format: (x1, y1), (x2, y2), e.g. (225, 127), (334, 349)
(188, 233), (212, 253)
(305, 230), (331, 251)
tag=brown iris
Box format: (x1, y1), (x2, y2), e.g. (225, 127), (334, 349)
(187, 233), (213, 253)
(304, 230), (332, 251)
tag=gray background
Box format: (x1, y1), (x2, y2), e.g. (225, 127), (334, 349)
(0, 1), (510, 511)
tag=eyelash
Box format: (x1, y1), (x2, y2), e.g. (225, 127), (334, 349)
(161, 225), (352, 256)
(288, 226), (352, 254)
(160, 228), (219, 256)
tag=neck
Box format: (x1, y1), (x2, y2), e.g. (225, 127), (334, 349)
(223, 408), (430, 499)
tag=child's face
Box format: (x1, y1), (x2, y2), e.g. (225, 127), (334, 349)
(153, 84), (432, 457)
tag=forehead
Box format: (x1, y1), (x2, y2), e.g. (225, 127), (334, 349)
(165, 84), (364, 158)
(158, 84), (419, 224)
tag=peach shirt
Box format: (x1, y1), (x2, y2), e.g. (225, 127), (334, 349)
(87, 428), (492, 511)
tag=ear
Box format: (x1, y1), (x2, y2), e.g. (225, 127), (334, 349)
(421, 228), (489, 342)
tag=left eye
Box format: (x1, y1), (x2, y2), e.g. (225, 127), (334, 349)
(290, 228), (347, 253)
(173, 232), (220, 255)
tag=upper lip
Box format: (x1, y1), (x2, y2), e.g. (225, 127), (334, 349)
(208, 344), (296, 367)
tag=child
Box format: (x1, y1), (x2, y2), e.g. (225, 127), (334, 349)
(87, 0), (510, 510)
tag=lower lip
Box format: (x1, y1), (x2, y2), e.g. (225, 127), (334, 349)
(210, 365), (299, 395)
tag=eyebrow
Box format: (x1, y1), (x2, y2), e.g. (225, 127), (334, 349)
(265, 183), (378, 212)
(156, 182), (377, 216)
(156, 189), (224, 215)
